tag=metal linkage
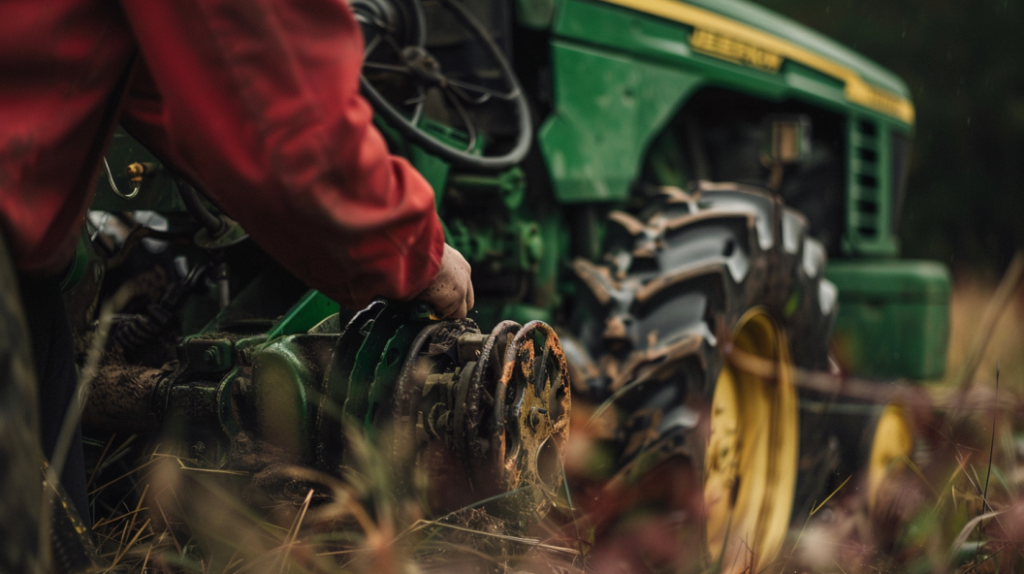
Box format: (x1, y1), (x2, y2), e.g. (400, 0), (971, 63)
(382, 317), (570, 517)
(110, 263), (208, 356)
(307, 302), (570, 518)
(487, 321), (571, 516)
(95, 297), (571, 523)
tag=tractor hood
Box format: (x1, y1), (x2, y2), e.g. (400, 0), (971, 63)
(571, 0), (914, 124)
(679, 0), (909, 98)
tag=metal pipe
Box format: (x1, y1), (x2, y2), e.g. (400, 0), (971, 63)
(176, 178), (225, 236)
(215, 261), (231, 310)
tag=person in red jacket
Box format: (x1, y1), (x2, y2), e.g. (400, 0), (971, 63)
(0, 0), (474, 532)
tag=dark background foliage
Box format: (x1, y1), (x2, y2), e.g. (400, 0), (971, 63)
(756, 0), (1024, 277)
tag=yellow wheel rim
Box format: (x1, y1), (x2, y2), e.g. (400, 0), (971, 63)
(867, 404), (914, 509)
(704, 310), (799, 574)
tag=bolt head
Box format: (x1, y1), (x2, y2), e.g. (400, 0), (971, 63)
(529, 407), (542, 428)
(203, 346), (221, 365)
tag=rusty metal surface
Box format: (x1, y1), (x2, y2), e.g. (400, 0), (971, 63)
(488, 321), (571, 517)
(373, 316), (572, 518)
(462, 320), (520, 463)
(81, 360), (165, 434)
(79, 290), (574, 529)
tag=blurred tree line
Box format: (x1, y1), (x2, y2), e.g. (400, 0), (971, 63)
(757, 0), (1024, 278)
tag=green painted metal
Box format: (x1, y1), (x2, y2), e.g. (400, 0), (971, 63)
(341, 305), (410, 431)
(446, 219), (542, 273)
(251, 339), (314, 457)
(59, 232), (90, 293)
(181, 337), (236, 373)
(249, 335), (337, 460)
(69, 2), (968, 533)
(550, 0), (883, 119)
(661, 0), (910, 98)
(825, 260), (950, 380)
(561, 0), (912, 122)
(366, 324), (419, 429)
(176, 275), (337, 390)
(539, 0), (913, 258)
(841, 118), (910, 257)
(538, 40), (702, 203)
(90, 0), (952, 454)
(449, 168), (527, 211)
(265, 290), (341, 340)
(441, 162), (560, 331)
(319, 301), (386, 458)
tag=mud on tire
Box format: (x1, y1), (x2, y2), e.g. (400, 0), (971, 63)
(566, 182), (838, 572)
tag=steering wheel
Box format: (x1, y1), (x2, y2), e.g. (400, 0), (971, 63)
(351, 0), (532, 171)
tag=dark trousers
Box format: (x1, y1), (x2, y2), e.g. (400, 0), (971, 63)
(17, 271), (91, 529)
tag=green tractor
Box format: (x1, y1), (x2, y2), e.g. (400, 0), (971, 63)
(49, 0), (949, 570)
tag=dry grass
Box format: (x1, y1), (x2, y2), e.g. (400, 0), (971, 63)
(82, 425), (591, 574)
(946, 273), (1024, 389)
(784, 264), (1024, 574)
(79, 265), (1024, 574)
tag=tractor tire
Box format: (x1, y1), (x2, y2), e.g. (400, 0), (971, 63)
(568, 182), (837, 574)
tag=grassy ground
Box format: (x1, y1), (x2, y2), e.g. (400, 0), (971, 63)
(80, 269), (1024, 574)
(784, 268), (1024, 574)
(946, 275), (1024, 390)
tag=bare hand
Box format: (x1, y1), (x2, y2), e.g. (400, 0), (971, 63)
(416, 244), (474, 319)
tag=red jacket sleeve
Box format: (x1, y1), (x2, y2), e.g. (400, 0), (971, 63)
(118, 0), (444, 308)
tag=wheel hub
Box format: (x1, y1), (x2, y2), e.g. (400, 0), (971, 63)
(704, 310), (799, 574)
(385, 318), (571, 518)
(867, 404), (914, 509)
(401, 46), (445, 86)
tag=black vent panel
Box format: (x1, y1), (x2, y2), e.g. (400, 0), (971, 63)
(850, 119), (881, 239)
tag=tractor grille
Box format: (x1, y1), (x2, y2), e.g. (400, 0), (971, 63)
(890, 132), (911, 235)
(848, 119), (881, 240)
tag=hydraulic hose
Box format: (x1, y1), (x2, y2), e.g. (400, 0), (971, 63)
(176, 178), (225, 236)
